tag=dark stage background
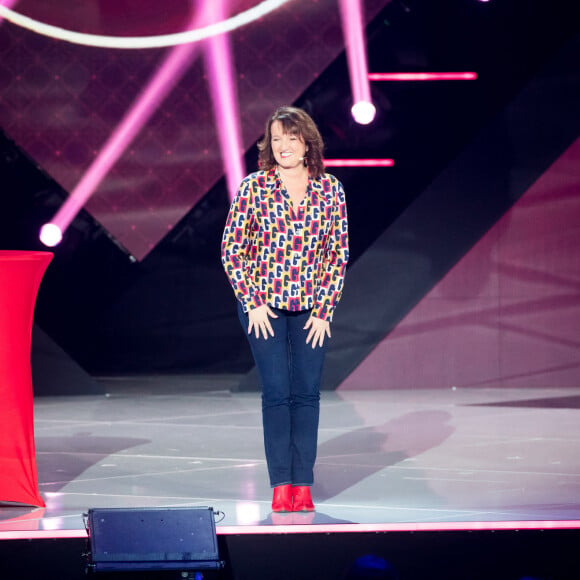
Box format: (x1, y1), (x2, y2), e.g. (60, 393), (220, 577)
(0, 0), (579, 392)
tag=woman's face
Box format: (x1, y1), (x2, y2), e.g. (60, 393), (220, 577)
(270, 120), (308, 171)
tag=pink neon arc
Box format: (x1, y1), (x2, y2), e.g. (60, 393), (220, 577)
(338, 0), (375, 124)
(40, 4), (211, 246)
(204, 0), (245, 200)
(324, 159), (394, 167)
(0, 0), (18, 23)
(368, 72), (478, 81)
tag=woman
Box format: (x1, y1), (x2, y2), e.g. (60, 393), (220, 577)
(221, 106), (349, 512)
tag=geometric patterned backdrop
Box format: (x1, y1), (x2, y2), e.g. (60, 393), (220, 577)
(340, 137), (580, 389)
(0, 0), (389, 259)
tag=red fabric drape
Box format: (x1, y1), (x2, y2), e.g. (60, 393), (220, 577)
(0, 251), (53, 507)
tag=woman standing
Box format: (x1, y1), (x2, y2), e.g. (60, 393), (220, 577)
(221, 106), (349, 512)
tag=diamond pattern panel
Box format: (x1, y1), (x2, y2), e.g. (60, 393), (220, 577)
(0, 0), (389, 259)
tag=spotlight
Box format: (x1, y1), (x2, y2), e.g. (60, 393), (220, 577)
(39, 223), (63, 247)
(351, 101), (376, 125)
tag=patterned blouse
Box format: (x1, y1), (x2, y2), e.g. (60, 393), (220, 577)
(221, 168), (349, 321)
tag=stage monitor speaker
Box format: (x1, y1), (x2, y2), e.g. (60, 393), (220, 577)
(87, 506), (223, 573)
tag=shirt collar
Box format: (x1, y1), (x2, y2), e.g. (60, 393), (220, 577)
(262, 168), (330, 203)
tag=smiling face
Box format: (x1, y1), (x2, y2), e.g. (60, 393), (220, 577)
(270, 120), (308, 171)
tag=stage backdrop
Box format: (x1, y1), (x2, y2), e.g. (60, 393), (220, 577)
(339, 137), (580, 390)
(0, 0), (389, 260)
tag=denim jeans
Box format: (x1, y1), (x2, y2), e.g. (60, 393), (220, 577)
(238, 303), (326, 487)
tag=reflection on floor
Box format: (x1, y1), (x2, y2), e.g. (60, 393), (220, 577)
(2, 380), (580, 533)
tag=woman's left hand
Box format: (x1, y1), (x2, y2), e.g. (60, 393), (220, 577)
(304, 315), (331, 348)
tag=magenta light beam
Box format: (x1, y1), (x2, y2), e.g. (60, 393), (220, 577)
(369, 72), (478, 81)
(338, 0), (375, 124)
(204, 0), (245, 201)
(324, 158), (394, 167)
(40, 5), (208, 247)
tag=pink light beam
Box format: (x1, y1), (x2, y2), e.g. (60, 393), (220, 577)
(40, 4), (209, 247)
(204, 0), (245, 201)
(369, 72), (478, 81)
(324, 158), (394, 167)
(338, 0), (376, 124)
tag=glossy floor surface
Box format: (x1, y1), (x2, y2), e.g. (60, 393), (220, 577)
(2, 378), (580, 532)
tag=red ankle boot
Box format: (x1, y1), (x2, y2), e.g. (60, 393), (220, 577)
(272, 484), (293, 512)
(292, 486), (315, 512)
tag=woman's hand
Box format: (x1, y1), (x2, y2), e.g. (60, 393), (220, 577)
(304, 315), (331, 348)
(248, 304), (278, 339)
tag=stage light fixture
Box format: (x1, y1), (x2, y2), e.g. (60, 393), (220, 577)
(338, 0), (376, 125)
(39, 223), (62, 247)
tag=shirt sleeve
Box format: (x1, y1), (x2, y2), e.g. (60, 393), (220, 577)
(221, 179), (265, 311)
(312, 179), (349, 322)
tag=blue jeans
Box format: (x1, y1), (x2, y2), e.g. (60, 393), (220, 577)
(238, 304), (326, 487)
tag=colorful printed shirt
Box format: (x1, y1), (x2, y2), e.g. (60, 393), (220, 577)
(221, 169), (349, 321)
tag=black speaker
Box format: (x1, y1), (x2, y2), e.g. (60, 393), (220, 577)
(87, 506), (223, 573)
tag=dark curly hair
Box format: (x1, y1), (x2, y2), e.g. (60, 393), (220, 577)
(257, 106), (325, 178)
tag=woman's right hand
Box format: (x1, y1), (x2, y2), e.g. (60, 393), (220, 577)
(248, 304), (278, 339)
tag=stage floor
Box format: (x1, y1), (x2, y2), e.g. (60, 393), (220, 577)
(2, 379), (580, 534)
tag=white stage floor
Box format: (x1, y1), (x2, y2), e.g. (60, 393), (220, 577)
(2, 379), (580, 534)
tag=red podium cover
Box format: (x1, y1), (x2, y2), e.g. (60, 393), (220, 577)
(0, 251), (53, 507)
